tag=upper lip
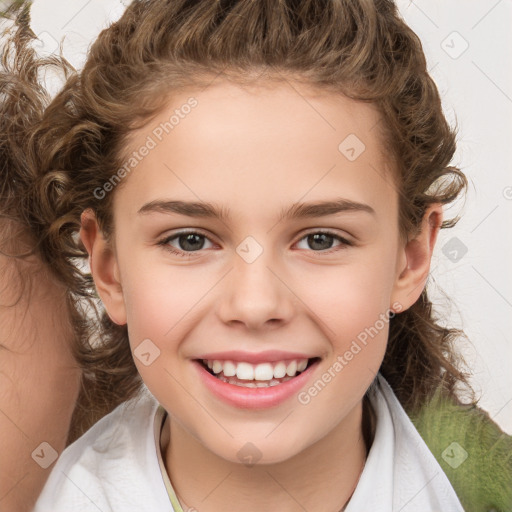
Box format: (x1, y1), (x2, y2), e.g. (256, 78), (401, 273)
(195, 350), (318, 364)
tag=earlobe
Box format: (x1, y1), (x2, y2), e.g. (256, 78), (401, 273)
(79, 209), (127, 325)
(391, 205), (443, 312)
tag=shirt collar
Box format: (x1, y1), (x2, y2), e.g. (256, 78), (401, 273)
(152, 373), (465, 511)
(346, 373), (465, 511)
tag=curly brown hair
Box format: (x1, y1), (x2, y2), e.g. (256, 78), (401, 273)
(0, 4), (90, 448)
(4, 0), (473, 441)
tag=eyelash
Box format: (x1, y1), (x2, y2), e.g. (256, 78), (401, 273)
(157, 229), (353, 258)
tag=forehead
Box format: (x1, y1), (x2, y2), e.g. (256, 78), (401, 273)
(115, 79), (397, 224)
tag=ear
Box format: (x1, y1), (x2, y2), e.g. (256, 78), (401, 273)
(390, 204), (443, 312)
(79, 209), (127, 325)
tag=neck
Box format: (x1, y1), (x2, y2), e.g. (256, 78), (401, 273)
(161, 396), (375, 512)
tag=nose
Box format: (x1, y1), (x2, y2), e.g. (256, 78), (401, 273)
(216, 244), (295, 331)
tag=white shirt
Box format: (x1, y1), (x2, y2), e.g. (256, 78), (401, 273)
(345, 376), (465, 511)
(33, 374), (465, 511)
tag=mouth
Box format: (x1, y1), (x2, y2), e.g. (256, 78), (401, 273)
(196, 357), (321, 388)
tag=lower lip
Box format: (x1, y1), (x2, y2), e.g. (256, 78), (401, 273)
(193, 359), (320, 409)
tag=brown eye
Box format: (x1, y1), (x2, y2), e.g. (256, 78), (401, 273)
(295, 231), (352, 252)
(158, 231), (214, 257)
(173, 233), (206, 251)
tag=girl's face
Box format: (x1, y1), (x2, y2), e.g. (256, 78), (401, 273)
(84, 79), (437, 464)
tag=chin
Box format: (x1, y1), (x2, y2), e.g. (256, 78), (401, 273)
(208, 435), (308, 467)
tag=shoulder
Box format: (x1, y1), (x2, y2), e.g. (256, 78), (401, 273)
(408, 387), (512, 512)
(34, 389), (170, 512)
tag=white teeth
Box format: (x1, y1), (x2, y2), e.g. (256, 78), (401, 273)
(254, 363), (274, 381)
(217, 375), (294, 388)
(273, 362), (287, 379)
(286, 360), (297, 377)
(223, 361), (236, 377)
(235, 362), (254, 380)
(203, 358), (311, 381)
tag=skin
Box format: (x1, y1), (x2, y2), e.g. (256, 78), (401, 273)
(81, 79), (442, 511)
(0, 223), (81, 512)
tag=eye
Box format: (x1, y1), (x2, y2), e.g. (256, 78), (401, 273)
(157, 231), (215, 257)
(157, 229), (352, 257)
(295, 231), (352, 253)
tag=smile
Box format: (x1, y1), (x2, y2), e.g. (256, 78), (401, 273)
(193, 357), (321, 408)
(200, 358), (315, 387)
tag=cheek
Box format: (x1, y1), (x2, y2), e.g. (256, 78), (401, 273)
(122, 261), (212, 341)
(291, 259), (395, 425)
(120, 260), (221, 395)
(295, 250), (398, 338)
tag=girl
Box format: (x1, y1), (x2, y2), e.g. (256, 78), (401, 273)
(7, 0), (510, 510)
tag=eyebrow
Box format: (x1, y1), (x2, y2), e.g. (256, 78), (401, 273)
(137, 198), (375, 222)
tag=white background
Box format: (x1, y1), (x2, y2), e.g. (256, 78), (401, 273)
(28, 0), (512, 433)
